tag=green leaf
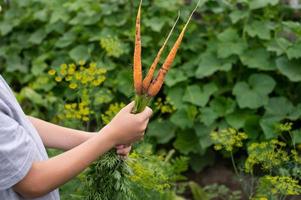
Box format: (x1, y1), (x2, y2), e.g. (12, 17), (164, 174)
(6, 55), (28, 73)
(195, 51), (232, 78)
(148, 119), (176, 144)
(29, 29), (47, 45)
(260, 117), (280, 139)
(144, 17), (165, 32)
(266, 38), (292, 56)
(210, 97), (236, 116)
(292, 129), (301, 144)
(199, 107), (219, 126)
(240, 48), (275, 71)
(264, 97), (294, 118)
(194, 123), (214, 150)
(165, 69), (188, 87)
(286, 42), (301, 60)
(249, 0), (279, 10)
(115, 69), (133, 98)
(183, 83), (218, 107)
(230, 10), (249, 24)
(189, 182), (209, 200)
(233, 74), (276, 109)
(245, 20), (271, 40)
(226, 111), (250, 129)
(166, 86), (185, 109)
(217, 28), (247, 58)
(170, 106), (198, 129)
(20, 87), (46, 106)
(173, 130), (200, 154)
(55, 31), (77, 48)
(276, 57), (301, 82)
(69, 45), (90, 62)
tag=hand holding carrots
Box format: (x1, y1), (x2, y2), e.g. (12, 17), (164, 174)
(104, 101), (152, 146)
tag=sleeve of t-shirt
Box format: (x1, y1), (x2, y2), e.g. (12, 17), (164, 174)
(0, 109), (35, 190)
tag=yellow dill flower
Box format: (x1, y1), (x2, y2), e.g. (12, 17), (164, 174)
(79, 60), (86, 66)
(55, 76), (62, 82)
(68, 67), (75, 75)
(69, 82), (78, 89)
(82, 116), (89, 122)
(60, 63), (67, 70)
(245, 140), (289, 173)
(210, 128), (248, 152)
(65, 76), (72, 81)
(89, 62), (97, 68)
(258, 176), (301, 196)
(48, 69), (56, 76)
(60, 68), (67, 76)
(64, 104), (72, 110)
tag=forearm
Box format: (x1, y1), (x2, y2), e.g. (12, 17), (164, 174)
(28, 116), (96, 150)
(13, 126), (115, 198)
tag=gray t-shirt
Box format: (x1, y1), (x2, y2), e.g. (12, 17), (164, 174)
(0, 75), (60, 200)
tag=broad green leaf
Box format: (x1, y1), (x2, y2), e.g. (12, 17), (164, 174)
(148, 119), (176, 144)
(260, 117), (281, 139)
(217, 28), (247, 58)
(230, 10), (249, 24)
(245, 20), (271, 40)
(69, 45), (90, 62)
(115, 69), (133, 98)
(183, 83), (218, 107)
(276, 57), (301, 82)
(233, 74), (276, 109)
(144, 17), (165, 32)
(210, 97), (236, 116)
(93, 89), (113, 105)
(170, 106), (197, 129)
(195, 51), (232, 78)
(173, 130), (200, 154)
(165, 69), (188, 87)
(292, 129), (301, 144)
(29, 29), (47, 45)
(266, 38), (292, 56)
(194, 123), (214, 150)
(240, 48), (275, 71)
(20, 87), (46, 106)
(249, 0), (279, 10)
(199, 107), (219, 126)
(55, 31), (77, 48)
(226, 111), (250, 129)
(166, 86), (185, 109)
(264, 97), (294, 118)
(244, 115), (261, 139)
(286, 42), (301, 60)
(6, 55), (28, 73)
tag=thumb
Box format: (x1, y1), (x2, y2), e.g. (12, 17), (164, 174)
(137, 106), (153, 119)
(122, 101), (135, 112)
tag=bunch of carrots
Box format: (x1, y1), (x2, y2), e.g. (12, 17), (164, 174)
(132, 0), (202, 114)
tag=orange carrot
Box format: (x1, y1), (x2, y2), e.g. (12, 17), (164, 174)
(142, 13), (180, 93)
(147, 1), (200, 97)
(133, 0), (143, 95)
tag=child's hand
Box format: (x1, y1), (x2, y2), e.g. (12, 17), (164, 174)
(104, 101), (152, 146)
(116, 144), (132, 157)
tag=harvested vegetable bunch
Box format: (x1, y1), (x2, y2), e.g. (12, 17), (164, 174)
(85, 1), (202, 199)
(132, 0), (202, 114)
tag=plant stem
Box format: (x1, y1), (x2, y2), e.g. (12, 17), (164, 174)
(230, 151), (239, 177)
(132, 94), (152, 114)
